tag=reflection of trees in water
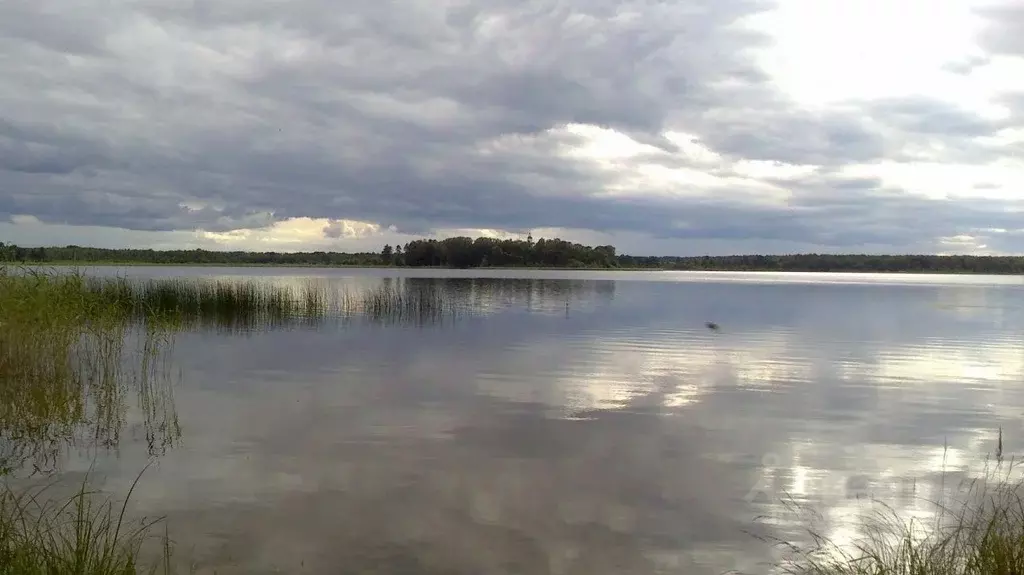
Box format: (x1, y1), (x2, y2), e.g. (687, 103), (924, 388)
(0, 328), (181, 477)
(377, 277), (617, 316)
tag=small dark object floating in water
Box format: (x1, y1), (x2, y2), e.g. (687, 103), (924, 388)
(705, 321), (720, 330)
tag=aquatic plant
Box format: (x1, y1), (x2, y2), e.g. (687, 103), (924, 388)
(342, 282), (460, 326)
(770, 459), (1024, 575)
(81, 276), (327, 332)
(0, 269), (466, 573)
(0, 269), (468, 474)
(0, 269), (181, 476)
(0, 270), (183, 572)
(0, 469), (173, 575)
(84, 275), (460, 329)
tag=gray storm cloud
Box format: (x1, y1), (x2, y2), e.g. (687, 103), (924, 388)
(0, 0), (1021, 252)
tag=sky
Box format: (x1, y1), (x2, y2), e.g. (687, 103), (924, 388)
(0, 0), (1022, 256)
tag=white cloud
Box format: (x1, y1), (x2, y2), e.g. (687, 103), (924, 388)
(748, 0), (991, 107)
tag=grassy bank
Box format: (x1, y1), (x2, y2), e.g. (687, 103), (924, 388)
(771, 461), (1024, 575)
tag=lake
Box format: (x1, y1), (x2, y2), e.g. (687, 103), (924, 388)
(16, 267), (1024, 574)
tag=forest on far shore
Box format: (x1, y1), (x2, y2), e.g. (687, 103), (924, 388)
(2, 237), (1022, 274)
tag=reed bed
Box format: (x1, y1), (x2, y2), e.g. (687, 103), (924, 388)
(0, 269), (460, 573)
(341, 282), (460, 326)
(4, 267), (464, 334)
(0, 270), (461, 573)
(0, 269), (178, 573)
(0, 268), (461, 471)
(770, 460), (1024, 575)
(88, 275), (460, 329)
(81, 276), (460, 328)
(0, 270), (180, 476)
(81, 276), (326, 332)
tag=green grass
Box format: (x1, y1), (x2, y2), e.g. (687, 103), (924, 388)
(85, 276), (326, 332)
(0, 269), (180, 572)
(768, 460), (1024, 575)
(83, 274), (460, 329)
(0, 268), (181, 476)
(0, 468), (173, 575)
(76, 274), (457, 329)
(3, 266), (464, 334)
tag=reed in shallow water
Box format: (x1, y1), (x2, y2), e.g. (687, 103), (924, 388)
(770, 460), (1024, 575)
(0, 469), (173, 575)
(0, 269), (181, 476)
(0, 269), (461, 572)
(82, 276), (327, 331)
(344, 282), (459, 325)
(88, 276), (459, 329)
(87, 274), (461, 328)
(0, 270), (182, 572)
(4, 267), (465, 333)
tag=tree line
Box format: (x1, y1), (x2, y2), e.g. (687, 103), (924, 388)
(0, 237), (618, 268)
(3, 239), (1024, 274)
(618, 253), (1024, 274)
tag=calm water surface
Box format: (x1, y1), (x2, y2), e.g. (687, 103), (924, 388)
(31, 268), (1024, 573)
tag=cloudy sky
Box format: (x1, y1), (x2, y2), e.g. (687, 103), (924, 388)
(1, 0), (1022, 256)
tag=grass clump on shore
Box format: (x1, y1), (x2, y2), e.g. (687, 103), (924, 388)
(0, 471), (172, 575)
(772, 461), (1024, 575)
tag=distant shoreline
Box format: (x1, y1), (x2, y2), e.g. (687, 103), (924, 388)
(15, 261), (1023, 275)
(24, 261), (653, 270)
(3, 238), (1022, 274)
